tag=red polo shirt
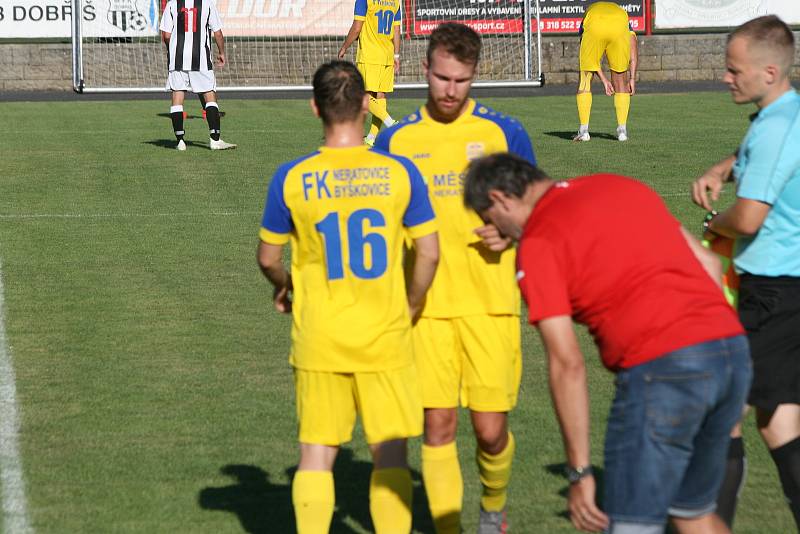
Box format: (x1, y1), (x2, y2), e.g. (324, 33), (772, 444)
(517, 174), (744, 371)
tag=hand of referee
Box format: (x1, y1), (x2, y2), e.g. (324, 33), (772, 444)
(692, 171), (724, 211)
(568, 476), (609, 532)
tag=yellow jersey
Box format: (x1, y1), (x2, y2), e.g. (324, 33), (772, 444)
(354, 0), (402, 66)
(260, 145), (437, 372)
(375, 99), (536, 318)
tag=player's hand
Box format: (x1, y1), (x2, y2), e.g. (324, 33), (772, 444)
(338, 46), (347, 59)
(273, 284), (292, 314)
(629, 78), (636, 95)
(474, 224), (512, 252)
(568, 476), (609, 532)
(692, 170), (725, 211)
(394, 57), (400, 73)
(217, 53), (226, 68)
(602, 79), (614, 96)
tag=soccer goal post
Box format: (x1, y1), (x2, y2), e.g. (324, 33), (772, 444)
(71, 0), (544, 93)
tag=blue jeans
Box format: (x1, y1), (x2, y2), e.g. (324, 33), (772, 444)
(603, 335), (752, 531)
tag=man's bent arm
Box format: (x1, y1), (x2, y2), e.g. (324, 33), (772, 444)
(707, 198), (771, 238)
(407, 232), (439, 319)
(538, 315), (591, 468)
(538, 315), (609, 532)
(692, 154), (736, 210)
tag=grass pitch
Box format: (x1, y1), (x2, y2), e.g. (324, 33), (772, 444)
(0, 91), (793, 533)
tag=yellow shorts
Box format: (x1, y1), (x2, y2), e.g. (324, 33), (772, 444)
(294, 365), (422, 446)
(412, 315), (521, 412)
(579, 14), (631, 73)
(357, 62), (394, 93)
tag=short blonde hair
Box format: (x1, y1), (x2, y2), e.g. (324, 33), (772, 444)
(729, 15), (795, 74)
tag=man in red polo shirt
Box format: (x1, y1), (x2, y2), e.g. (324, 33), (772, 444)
(463, 153), (750, 534)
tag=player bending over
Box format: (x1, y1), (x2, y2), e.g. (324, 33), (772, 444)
(257, 60), (439, 534)
(573, 1), (638, 142)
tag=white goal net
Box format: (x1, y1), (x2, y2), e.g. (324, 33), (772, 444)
(71, 0), (543, 92)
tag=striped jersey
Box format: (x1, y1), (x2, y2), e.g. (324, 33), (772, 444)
(376, 99), (536, 318)
(260, 145), (437, 372)
(354, 0), (402, 66)
(160, 0), (222, 72)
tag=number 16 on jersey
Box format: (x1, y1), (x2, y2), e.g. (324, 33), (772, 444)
(315, 209), (388, 280)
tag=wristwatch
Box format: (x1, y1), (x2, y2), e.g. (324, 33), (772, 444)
(565, 464), (593, 484)
(702, 210), (719, 235)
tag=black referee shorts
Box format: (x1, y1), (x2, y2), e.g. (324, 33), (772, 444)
(739, 274), (800, 412)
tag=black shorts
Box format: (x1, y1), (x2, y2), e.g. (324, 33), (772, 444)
(739, 274), (800, 411)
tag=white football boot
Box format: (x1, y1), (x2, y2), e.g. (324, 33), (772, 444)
(210, 138), (237, 150)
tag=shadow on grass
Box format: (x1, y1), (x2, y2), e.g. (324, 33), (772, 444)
(543, 131), (618, 141)
(155, 111), (226, 119)
(198, 448), (436, 533)
(544, 463), (606, 521)
(143, 139), (208, 150)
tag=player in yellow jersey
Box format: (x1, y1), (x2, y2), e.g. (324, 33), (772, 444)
(338, 0), (402, 147)
(257, 60), (439, 534)
(375, 23), (536, 534)
(573, 1), (638, 142)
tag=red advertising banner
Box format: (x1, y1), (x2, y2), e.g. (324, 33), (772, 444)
(536, 0), (644, 33)
(411, 0), (645, 36)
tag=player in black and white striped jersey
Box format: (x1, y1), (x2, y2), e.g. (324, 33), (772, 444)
(160, 0), (236, 150)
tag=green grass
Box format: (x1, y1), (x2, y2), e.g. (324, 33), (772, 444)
(0, 92), (792, 533)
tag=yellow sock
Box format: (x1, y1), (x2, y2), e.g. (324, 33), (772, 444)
(367, 115), (381, 139)
(576, 92), (592, 128)
(370, 467), (412, 534)
(614, 92), (631, 127)
(477, 431), (515, 512)
(292, 470), (334, 534)
(422, 442), (463, 534)
(369, 96), (389, 123)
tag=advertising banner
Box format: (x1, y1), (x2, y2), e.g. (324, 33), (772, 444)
(655, 0), (800, 29)
(0, 0), (160, 38)
(214, 0), (353, 37)
(536, 0), (644, 33)
(411, 0), (645, 36)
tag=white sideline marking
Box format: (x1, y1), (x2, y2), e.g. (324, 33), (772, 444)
(0, 260), (34, 534)
(0, 211), (259, 220)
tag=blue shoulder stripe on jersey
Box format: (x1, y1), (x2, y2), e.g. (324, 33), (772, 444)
(374, 109), (423, 151)
(367, 147), (435, 228)
(354, 0), (367, 17)
(261, 151), (320, 234)
(472, 101), (537, 166)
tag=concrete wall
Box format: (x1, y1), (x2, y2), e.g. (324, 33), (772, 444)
(3, 33), (800, 91)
